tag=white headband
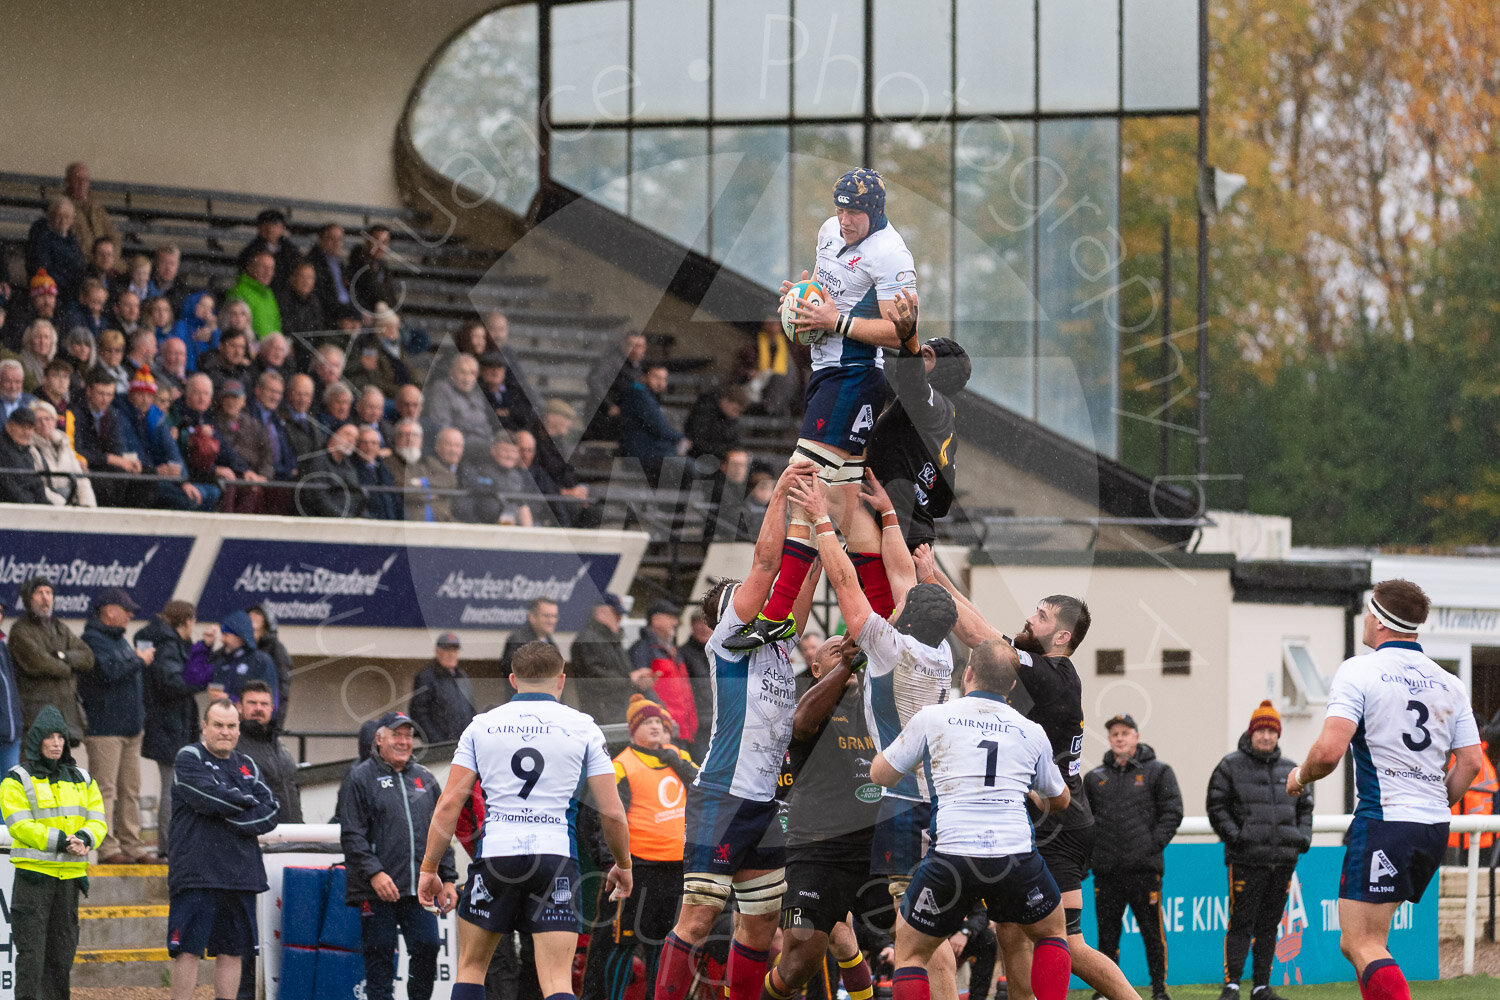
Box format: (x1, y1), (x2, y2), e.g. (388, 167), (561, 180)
(1368, 595), (1421, 634)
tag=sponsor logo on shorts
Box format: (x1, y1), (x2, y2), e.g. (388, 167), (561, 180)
(1369, 849), (1399, 885)
(552, 876), (573, 906)
(715, 843), (732, 863)
(911, 887), (940, 916)
(470, 873), (493, 905)
(1027, 886), (1045, 907)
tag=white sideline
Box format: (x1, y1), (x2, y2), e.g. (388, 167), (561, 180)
(4, 815), (1497, 976)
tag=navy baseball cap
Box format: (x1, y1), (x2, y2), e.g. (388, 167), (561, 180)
(435, 632), (461, 648)
(93, 588), (140, 614)
(380, 711), (415, 730)
(1104, 713), (1138, 732)
(597, 593), (626, 615)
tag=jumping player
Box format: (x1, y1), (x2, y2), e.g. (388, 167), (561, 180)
(654, 461), (821, 1000)
(417, 642), (633, 1000)
(724, 167), (916, 651)
(871, 640), (1074, 1000)
(916, 548), (1138, 1000)
(790, 478), (961, 1000)
(1286, 580), (1482, 1000)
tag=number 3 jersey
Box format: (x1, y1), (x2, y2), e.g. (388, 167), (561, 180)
(1325, 640), (1480, 823)
(454, 692), (614, 859)
(882, 692), (1064, 857)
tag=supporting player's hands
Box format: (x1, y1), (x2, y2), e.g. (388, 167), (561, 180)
(858, 467), (894, 514)
(892, 288), (920, 350)
(775, 459), (819, 498)
(417, 870), (442, 908)
(912, 543), (936, 582)
(371, 871), (400, 903)
(606, 863), (634, 901)
(840, 638), (864, 674)
(788, 478), (830, 523)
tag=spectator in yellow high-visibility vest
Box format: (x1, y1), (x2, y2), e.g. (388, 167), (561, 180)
(1, 704), (107, 1000)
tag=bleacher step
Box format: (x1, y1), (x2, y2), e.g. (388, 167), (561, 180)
(68, 863), (210, 989)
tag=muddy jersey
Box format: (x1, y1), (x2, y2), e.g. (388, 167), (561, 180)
(859, 613), (954, 803)
(695, 601), (798, 802)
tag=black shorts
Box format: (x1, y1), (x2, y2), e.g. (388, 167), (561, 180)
(783, 847), (888, 935)
(870, 798), (932, 878)
(1340, 817), (1447, 904)
(459, 854), (581, 934)
(684, 786), (786, 876)
(1037, 822), (1095, 894)
(901, 850), (1059, 938)
(167, 888), (259, 958)
(801, 367), (887, 454)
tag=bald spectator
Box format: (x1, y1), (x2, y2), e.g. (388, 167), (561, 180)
(347, 225), (397, 313)
(312, 344), (346, 395)
(63, 163), (119, 258)
(0, 408), (47, 504)
(227, 251), (282, 340)
(278, 373), (326, 468)
(171, 373), (243, 491)
(318, 382), (355, 434)
(26, 197), (86, 302)
(126, 329), (158, 380)
(236, 209), (300, 291)
(393, 384), (437, 451)
(308, 223), (351, 316)
(355, 426), (400, 520)
(346, 305), (413, 398)
(424, 354), (498, 460)
(295, 423), (365, 518)
(154, 335), (189, 397)
(149, 245), (189, 313)
(404, 426), (462, 522)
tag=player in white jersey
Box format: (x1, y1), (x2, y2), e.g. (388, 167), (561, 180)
(419, 642), (632, 1000)
(653, 461), (821, 1000)
(724, 168), (917, 652)
(1286, 579), (1483, 1000)
(871, 640), (1074, 1000)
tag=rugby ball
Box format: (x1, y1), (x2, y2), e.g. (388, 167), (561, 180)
(780, 280), (829, 346)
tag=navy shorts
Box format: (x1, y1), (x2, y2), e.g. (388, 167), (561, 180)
(783, 848), (889, 935)
(801, 366), (887, 453)
(684, 785), (785, 876)
(1340, 816), (1447, 904)
(870, 798), (932, 878)
(901, 850), (1060, 938)
(1036, 823), (1095, 894)
(167, 888), (258, 958)
(459, 854), (581, 934)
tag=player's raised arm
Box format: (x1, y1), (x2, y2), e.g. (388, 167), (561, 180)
(862, 469), (916, 601)
(791, 634), (856, 743)
(913, 544), (1002, 648)
(791, 478), (875, 638)
(733, 460), (817, 622)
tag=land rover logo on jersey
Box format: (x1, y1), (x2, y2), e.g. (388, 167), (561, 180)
(851, 405), (875, 435)
(470, 873), (493, 904)
(1370, 849), (1399, 883)
(552, 876), (573, 905)
(856, 783), (883, 803)
(911, 887), (940, 916)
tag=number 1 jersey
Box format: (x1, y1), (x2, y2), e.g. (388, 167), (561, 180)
(1325, 641), (1480, 823)
(454, 692), (614, 859)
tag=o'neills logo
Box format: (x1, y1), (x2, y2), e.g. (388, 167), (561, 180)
(436, 563), (591, 602)
(232, 553), (397, 596)
(0, 543), (159, 589)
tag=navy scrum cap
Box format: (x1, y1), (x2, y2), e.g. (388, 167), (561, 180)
(833, 168), (888, 232)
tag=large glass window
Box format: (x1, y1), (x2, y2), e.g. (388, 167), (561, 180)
(410, 0), (1204, 459)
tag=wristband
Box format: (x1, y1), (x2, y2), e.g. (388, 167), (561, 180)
(1289, 766), (1306, 789)
(615, 861), (632, 870)
(880, 511), (900, 530)
(835, 313), (853, 338)
(814, 520), (836, 537)
(420, 857), (441, 874)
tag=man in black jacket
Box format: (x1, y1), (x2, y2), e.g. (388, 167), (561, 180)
(138, 602), (212, 857)
(294, 423), (366, 518)
(0, 407), (47, 504)
(497, 598), (558, 679)
(248, 606), (293, 727)
(234, 682), (301, 824)
(338, 712), (458, 1000)
(567, 594), (639, 725)
(1085, 714), (1185, 1000)
(1207, 701), (1313, 1000)
(79, 587), (153, 864)
(408, 633), (476, 743)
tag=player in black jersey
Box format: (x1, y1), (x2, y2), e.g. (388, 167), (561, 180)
(865, 290), (971, 550)
(917, 548), (1137, 1000)
(761, 634), (884, 1000)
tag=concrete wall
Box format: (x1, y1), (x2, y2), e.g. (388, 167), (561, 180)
(0, 0), (495, 205)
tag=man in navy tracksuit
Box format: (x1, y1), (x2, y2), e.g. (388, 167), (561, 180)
(339, 711), (459, 1000)
(167, 698), (281, 1000)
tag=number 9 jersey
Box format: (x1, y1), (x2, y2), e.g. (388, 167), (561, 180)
(454, 691), (615, 859)
(1325, 640), (1480, 823)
